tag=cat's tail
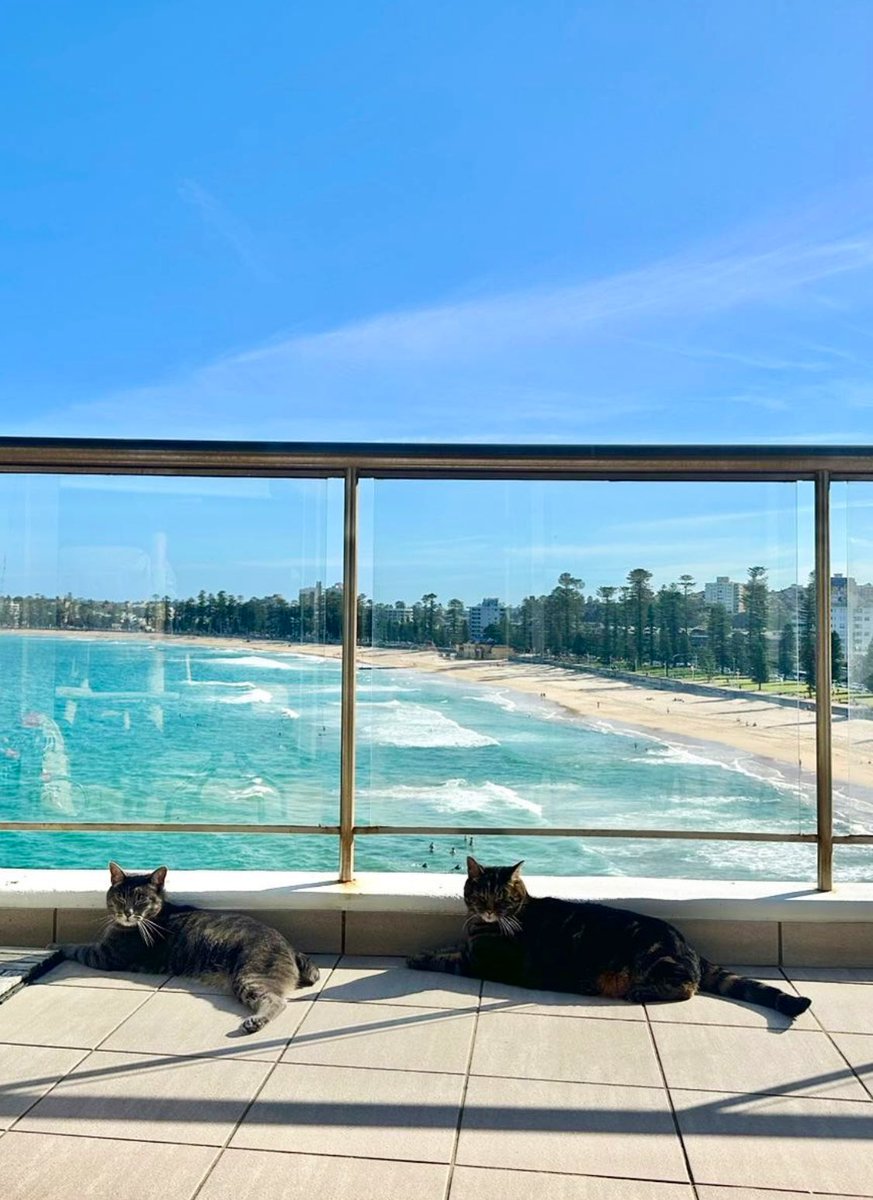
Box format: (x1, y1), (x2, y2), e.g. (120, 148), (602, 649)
(295, 951), (320, 987)
(698, 959), (811, 1018)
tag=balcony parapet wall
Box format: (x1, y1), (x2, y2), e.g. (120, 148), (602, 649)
(2, 870), (873, 967)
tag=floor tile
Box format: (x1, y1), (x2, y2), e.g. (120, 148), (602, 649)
(37, 960), (170, 990)
(0, 1044), (86, 1129)
(0, 983), (147, 1049)
(163, 953), (338, 996)
(697, 1190), (862, 1200)
(17, 1049), (270, 1145)
(198, 1148), (449, 1200)
(471, 1010), (662, 1087)
(0, 947), (60, 1001)
(456, 1074), (688, 1181)
(480, 980), (646, 1020)
(282, 998), (475, 1072)
(646, 973), (816, 1031)
(450, 1166), (694, 1200)
(100, 988), (312, 1062)
(0, 1131), (217, 1200)
(230, 1061), (464, 1162)
(673, 1087), (873, 1194)
(781, 980), (873, 1034)
(652, 1023), (867, 1100)
(322, 957), (480, 1008)
(782, 967), (873, 983)
(830, 1032), (873, 1093)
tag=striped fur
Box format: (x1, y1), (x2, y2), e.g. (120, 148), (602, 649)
(408, 858), (811, 1019)
(55, 863), (319, 1033)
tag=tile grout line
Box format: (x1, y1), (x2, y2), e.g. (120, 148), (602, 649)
(4, 1045), (92, 1134)
(441, 976), (484, 1200)
(187, 957), (343, 1200)
(5, 982), (159, 1136)
(642, 1003), (700, 1200)
(777, 968), (873, 1100)
(801, 990), (873, 1103)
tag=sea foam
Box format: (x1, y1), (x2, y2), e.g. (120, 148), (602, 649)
(363, 777), (542, 817)
(219, 687), (273, 705)
(358, 699), (498, 748)
(201, 654), (305, 671)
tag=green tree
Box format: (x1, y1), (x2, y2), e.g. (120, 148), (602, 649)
(420, 593), (438, 643)
(597, 585), (617, 665)
(545, 573), (584, 654)
(831, 630), (845, 689)
(445, 598), (468, 645)
(745, 566), (769, 688)
(657, 584), (682, 672)
(707, 603), (732, 673)
(678, 574), (696, 664)
(778, 622), (796, 680)
(698, 647), (716, 680)
(626, 568), (654, 669)
(730, 629), (748, 676)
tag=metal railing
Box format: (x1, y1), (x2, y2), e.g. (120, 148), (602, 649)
(1, 437), (872, 891)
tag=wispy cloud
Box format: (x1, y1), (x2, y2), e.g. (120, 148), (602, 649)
(178, 178), (271, 282)
(18, 185), (873, 444)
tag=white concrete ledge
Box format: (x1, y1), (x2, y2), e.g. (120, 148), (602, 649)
(2, 869), (873, 922)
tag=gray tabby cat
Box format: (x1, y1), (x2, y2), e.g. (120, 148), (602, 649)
(54, 862), (319, 1033)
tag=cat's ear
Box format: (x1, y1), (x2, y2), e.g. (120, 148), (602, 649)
(149, 866), (168, 889)
(466, 856), (484, 879)
(509, 861), (525, 881)
(108, 861), (125, 886)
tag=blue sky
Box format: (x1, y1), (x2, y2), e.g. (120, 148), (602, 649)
(1, 3), (873, 599)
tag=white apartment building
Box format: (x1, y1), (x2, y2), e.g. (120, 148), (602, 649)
(468, 596), (505, 642)
(831, 574), (873, 660)
(704, 576), (743, 614)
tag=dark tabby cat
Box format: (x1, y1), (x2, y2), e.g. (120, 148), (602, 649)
(54, 862), (319, 1034)
(409, 858), (812, 1018)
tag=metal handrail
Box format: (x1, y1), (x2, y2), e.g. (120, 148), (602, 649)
(1, 438), (871, 891)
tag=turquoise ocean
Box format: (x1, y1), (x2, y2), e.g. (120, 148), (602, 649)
(0, 634), (867, 881)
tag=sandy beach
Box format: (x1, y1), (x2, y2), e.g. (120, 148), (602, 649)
(5, 629), (872, 793)
(286, 642), (873, 795)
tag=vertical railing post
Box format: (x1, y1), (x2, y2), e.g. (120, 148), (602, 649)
(815, 470), (833, 891)
(339, 467), (358, 882)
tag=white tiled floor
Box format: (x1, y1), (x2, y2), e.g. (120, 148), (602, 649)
(0, 956), (872, 1198)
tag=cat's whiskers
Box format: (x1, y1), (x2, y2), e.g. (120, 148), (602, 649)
(139, 915), (164, 945)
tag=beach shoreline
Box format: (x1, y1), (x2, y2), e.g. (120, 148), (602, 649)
(4, 628), (873, 794)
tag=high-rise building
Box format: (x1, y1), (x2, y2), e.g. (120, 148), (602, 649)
(704, 576), (743, 614)
(830, 574), (873, 662)
(468, 597), (505, 642)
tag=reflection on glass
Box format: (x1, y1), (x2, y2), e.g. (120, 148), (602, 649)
(0, 474), (343, 868)
(832, 482), (873, 881)
(356, 479), (815, 879)
(354, 835), (819, 883)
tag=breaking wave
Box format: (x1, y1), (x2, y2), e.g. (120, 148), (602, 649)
(358, 700), (498, 748)
(219, 687), (273, 705)
(363, 777), (543, 818)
